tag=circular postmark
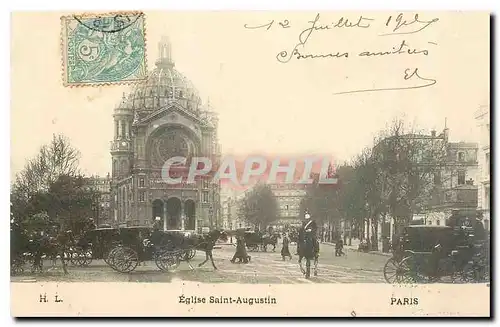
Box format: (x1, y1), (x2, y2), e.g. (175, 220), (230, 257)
(73, 12), (144, 34)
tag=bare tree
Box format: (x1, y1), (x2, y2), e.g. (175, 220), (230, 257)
(11, 134), (82, 226)
(338, 117), (449, 250)
(372, 117), (448, 236)
(13, 134), (81, 197)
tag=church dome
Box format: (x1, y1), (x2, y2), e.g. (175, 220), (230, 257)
(123, 37), (202, 114)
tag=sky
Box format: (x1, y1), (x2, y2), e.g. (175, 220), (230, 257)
(10, 11), (489, 181)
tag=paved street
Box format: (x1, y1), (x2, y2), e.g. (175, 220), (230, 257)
(11, 243), (388, 284)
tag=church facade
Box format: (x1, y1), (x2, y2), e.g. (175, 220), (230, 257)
(110, 38), (221, 232)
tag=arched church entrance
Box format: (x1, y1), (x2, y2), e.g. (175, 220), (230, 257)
(166, 197), (181, 230)
(152, 199), (164, 224)
(184, 199), (196, 231)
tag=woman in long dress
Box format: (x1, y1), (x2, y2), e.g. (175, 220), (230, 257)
(281, 233), (292, 260)
(231, 235), (250, 263)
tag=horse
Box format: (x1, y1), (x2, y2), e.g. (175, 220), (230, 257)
(262, 233), (280, 252)
(155, 229), (228, 271)
(30, 230), (76, 274)
(297, 233), (319, 279)
(192, 229), (228, 270)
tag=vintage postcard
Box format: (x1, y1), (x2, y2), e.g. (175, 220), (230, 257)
(10, 11), (490, 317)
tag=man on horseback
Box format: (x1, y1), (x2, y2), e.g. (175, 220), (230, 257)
(298, 212), (319, 255)
(297, 211), (320, 278)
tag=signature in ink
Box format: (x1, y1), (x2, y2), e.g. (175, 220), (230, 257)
(333, 68), (437, 95)
(381, 13), (439, 36)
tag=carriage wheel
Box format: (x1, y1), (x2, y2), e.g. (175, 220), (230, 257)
(11, 261), (25, 275)
(110, 247), (139, 273)
(74, 253), (84, 266)
(116, 247), (139, 273)
(80, 250), (93, 267)
(69, 251), (81, 266)
(452, 262), (482, 284)
(383, 258), (401, 283)
(398, 256), (418, 283)
(106, 247), (120, 271)
(482, 265), (490, 283)
(105, 247), (120, 269)
(384, 257), (414, 284)
(451, 270), (471, 284)
(103, 248), (116, 265)
(155, 251), (180, 272)
(73, 248), (92, 267)
(109, 247), (124, 269)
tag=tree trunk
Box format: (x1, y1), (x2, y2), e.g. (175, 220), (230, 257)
(348, 222), (352, 246)
(343, 219), (348, 245)
(366, 217), (371, 251)
(360, 220), (365, 241)
(371, 218), (378, 251)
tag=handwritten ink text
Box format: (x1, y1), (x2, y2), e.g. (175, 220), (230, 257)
(333, 68), (437, 95)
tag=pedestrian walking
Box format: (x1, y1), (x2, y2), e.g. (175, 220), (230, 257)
(281, 233), (292, 261)
(335, 237), (344, 256)
(230, 235), (250, 263)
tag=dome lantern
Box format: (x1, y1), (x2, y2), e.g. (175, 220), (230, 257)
(155, 36), (174, 68)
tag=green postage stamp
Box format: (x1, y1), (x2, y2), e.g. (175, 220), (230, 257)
(61, 12), (147, 86)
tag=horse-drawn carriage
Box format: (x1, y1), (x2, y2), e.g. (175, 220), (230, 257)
(104, 228), (227, 273)
(67, 227), (122, 267)
(100, 227), (192, 273)
(383, 225), (489, 284)
(243, 230), (280, 252)
(243, 230), (261, 252)
(10, 219), (70, 275)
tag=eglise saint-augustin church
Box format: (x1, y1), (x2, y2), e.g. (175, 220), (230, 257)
(110, 37), (221, 232)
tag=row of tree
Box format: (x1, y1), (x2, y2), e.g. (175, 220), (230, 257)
(236, 118), (450, 248)
(300, 118), (449, 249)
(11, 135), (99, 235)
(195, 117), (450, 247)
